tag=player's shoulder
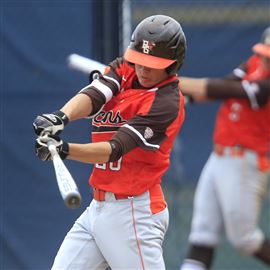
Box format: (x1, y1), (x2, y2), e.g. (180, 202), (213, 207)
(157, 77), (180, 97)
(152, 79), (182, 114)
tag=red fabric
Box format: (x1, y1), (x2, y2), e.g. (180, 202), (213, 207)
(214, 55), (270, 155)
(89, 62), (185, 195)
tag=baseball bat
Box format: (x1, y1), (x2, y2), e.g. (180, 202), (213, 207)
(67, 53), (106, 74)
(47, 139), (82, 209)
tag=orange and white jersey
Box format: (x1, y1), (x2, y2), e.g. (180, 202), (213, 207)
(214, 55), (270, 155)
(88, 57), (185, 195)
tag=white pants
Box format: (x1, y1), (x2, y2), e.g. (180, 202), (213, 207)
(52, 191), (169, 270)
(189, 149), (268, 255)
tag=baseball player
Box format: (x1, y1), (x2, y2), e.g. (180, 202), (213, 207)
(179, 27), (270, 270)
(33, 15), (186, 269)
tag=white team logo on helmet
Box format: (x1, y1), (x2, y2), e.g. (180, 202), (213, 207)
(142, 40), (156, 54)
(144, 127), (154, 139)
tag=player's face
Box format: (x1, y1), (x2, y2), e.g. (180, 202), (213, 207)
(135, 64), (169, 88)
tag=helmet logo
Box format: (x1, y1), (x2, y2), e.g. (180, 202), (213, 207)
(142, 40), (155, 54)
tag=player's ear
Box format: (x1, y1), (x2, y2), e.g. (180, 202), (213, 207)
(166, 62), (178, 75)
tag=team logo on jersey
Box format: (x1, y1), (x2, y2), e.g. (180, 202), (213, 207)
(93, 110), (126, 125)
(144, 127), (154, 139)
(142, 40), (156, 54)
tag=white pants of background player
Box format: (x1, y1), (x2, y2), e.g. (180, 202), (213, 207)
(52, 191), (169, 270)
(182, 149), (268, 270)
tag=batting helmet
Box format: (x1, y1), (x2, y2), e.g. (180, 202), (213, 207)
(124, 15), (186, 74)
(252, 26), (270, 58)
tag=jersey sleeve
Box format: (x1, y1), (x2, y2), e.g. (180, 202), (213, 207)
(79, 58), (125, 116)
(225, 61), (247, 81)
(118, 81), (181, 151)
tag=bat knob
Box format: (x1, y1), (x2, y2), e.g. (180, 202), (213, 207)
(65, 193), (82, 209)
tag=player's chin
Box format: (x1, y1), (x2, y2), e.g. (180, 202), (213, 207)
(138, 78), (155, 88)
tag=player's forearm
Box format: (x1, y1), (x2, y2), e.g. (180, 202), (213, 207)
(179, 77), (256, 100)
(179, 77), (208, 101)
(67, 141), (112, 163)
(60, 93), (93, 122)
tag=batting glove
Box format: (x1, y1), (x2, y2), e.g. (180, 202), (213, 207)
(33, 110), (69, 136)
(35, 134), (69, 161)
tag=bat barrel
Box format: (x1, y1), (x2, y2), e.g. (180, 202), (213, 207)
(65, 192), (82, 209)
(45, 136), (82, 209)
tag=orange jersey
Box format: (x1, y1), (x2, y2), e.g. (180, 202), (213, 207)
(214, 55), (270, 155)
(89, 58), (185, 195)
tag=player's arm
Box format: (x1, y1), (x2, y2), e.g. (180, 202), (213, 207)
(178, 61), (248, 102)
(178, 76), (250, 101)
(65, 130), (138, 163)
(33, 59), (123, 136)
(57, 62), (123, 121)
(179, 76), (270, 109)
(36, 125), (138, 163)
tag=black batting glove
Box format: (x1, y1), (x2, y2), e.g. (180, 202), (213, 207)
(35, 134), (69, 161)
(33, 110), (69, 136)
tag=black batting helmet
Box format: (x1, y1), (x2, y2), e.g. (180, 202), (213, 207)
(252, 26), (270, 59)
(124, 15), (186, 74)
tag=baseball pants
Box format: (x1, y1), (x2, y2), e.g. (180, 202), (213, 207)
(189, 148), (268, 254)
(51, 191), (169, 270)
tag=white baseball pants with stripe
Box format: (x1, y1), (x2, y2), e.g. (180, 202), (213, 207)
(51, 191), (169, 270)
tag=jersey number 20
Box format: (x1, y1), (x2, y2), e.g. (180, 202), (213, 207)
(95, 157), (123, 171)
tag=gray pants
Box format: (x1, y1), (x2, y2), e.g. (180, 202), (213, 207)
(52, 191), (169, 270)
(189, 150), (268, 255)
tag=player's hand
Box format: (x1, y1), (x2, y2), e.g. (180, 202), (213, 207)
(35, 134), (69, 161)
(33, 110), (69, 136)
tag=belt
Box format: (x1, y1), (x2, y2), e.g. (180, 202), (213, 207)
(214, 144), (245, 157)
(214, 144), (270, 172)
(93, 188), (131, 201)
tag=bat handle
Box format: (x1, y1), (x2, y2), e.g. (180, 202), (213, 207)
(46, 139), (58, 157)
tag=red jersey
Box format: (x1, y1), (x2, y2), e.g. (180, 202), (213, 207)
(214, 55), (270, 155)
(88, 58), (185, 195)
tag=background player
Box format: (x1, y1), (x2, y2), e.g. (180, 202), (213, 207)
(179, 27), (270, 270)
(33, 15), (186, 269)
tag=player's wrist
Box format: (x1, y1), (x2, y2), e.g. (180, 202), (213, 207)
(52, 110), (69, 126)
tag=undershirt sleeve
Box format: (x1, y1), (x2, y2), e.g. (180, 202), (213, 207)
(108, 129), (138, 162)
